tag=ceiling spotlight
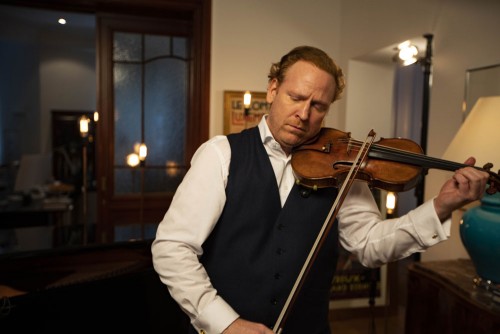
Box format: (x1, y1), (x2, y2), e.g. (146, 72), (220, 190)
(58, 18), (67, 25)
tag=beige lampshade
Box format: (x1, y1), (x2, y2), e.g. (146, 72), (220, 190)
(442, 96), (500, 172)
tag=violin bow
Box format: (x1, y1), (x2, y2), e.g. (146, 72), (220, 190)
(273, 130), (377, 333)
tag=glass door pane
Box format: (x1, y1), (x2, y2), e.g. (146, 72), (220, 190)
(113, 33), (189, 196)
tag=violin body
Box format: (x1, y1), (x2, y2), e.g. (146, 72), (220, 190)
(292, 127), (500, 194)
(292, 128), (425, 192)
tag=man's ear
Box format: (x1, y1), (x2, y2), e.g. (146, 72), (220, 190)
(266, 79), (278, 104)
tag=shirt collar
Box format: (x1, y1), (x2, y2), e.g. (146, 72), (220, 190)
(258, 115), (287, 154)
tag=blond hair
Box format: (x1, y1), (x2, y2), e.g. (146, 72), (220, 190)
(268, 46), (345, 102)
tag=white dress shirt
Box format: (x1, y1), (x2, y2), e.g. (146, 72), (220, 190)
(151, 116), (451, 334)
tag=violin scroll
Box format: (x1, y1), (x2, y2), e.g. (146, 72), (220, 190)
(482, 163), (500, 195)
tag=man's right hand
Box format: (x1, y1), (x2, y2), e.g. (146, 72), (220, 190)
(222, 318), (275, 334)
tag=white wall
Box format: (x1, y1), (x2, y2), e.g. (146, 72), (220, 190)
(211, 0), (342, 136)
(344, 60), (394, 140)
(212, 0), (500, 262)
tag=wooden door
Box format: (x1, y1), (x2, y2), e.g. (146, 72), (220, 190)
(96, 8), (209, 244)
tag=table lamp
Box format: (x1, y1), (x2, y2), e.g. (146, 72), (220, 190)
(442, 96), (500, 292)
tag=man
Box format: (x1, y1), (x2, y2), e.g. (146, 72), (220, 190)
(151, 46), (488, 334)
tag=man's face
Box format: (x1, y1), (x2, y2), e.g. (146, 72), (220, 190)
(266, 60), (336, 154)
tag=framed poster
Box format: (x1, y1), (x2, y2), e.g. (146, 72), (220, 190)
(329, 188), (389, 310)
(329, 246), (388, 309)
(223, 90), (270, 134)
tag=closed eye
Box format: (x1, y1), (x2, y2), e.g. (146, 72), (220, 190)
(288, 93), (329, 112)
(288, 93), (302, 102)
(311, 101), (329, 112)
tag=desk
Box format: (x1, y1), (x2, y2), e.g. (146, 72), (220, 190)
(405, 259), (500, 334)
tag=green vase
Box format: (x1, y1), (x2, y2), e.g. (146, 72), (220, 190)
(460, 190), (500, 284)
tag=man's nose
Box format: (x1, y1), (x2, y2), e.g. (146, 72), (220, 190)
(297, 102), (310, 120)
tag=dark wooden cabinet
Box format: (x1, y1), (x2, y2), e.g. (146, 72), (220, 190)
(405, 259), (500, 334)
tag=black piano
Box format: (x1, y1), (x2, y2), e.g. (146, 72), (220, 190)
(0, 240), (189, 333)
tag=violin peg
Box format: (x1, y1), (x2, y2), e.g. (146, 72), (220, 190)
(486, 182), (498, 195)
(483, 162), (493, 171)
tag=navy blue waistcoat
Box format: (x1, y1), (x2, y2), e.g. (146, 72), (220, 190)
(198, 127), (339, 334)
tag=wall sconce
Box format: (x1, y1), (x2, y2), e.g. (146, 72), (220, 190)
(442, 96), (500, 288)
(93, 111), (99, 122)
(386, 191), (397, 215)
(126, 142), (147, 168)
(79, 115), (90, 137)
(243, 90), (252, 116)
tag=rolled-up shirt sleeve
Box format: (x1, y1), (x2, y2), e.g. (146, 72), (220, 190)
(337, 181), (451, 268)
(151, 136), (239, 334)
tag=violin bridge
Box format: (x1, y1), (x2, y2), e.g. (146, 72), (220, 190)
(346, 138), (352, 155)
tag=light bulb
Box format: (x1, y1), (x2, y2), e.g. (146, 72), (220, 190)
(127, 153), (140, 167)
(79, 116), (90, 136)
(139, 143), (147, 161)
(243, 91), (252, 108)
(386, 192), (396, 214)
(398, 42), (418, 62)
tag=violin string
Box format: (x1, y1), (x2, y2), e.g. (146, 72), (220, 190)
(333, 137), (499, 191)
(335, 138), (430, 160)
(334, 138), (466, 171)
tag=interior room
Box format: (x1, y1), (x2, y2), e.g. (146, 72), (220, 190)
(1, 0), (499, 333)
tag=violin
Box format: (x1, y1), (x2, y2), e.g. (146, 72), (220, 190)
(273, 127), (499, 333)
(291, 127), (500, 194)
